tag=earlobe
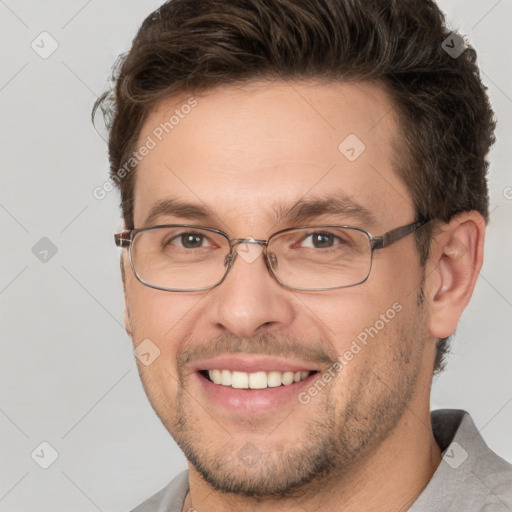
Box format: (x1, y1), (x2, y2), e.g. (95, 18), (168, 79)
(428, 212), (485, 338)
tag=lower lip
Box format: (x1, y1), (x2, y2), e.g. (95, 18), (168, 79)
(194, 371), (319, 415)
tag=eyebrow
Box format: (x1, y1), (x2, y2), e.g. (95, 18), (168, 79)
(142, 195), (377, 229)
(273, 195), (377, 227)
(143, 198), (211, 226)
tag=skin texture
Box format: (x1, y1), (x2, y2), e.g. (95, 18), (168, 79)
(121, 80), (485, 512)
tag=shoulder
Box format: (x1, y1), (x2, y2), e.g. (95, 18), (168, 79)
(440, 409), (512, 499)
(472, 440), (512, 510)
(129, 470), (189, 512)
(411, 409), (512, 511)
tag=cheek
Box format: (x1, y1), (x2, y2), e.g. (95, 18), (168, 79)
(330, 299), (420, 393)
(299, 285), (400, 338)
(297, 277), (416, 372)
(372, 241), (423, 291)
(125, 281), (198, 399)
(124, 268), (202, 360)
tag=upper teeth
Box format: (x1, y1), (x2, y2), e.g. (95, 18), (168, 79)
(207, 369), (311, 389)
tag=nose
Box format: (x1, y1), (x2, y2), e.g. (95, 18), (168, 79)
(205, 242), (295, 337)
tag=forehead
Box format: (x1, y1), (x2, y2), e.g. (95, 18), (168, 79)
(132, 80), (413, 232)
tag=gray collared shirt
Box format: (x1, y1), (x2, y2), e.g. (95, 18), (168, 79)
(131, 409), (512, 511)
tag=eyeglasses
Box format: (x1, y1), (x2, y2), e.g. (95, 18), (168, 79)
(114, 220), (428, 292)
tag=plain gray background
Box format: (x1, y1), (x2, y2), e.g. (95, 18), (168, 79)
(1, 1), (511, 511)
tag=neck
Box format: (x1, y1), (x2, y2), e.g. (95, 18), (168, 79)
(182, 407), (442, 512)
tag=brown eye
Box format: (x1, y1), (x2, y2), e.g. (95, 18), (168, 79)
(162, 231), (210, 250)
(178, 233), (205, 248)
(300, 232), (344, 249)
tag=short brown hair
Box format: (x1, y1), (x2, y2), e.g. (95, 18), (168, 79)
(93, 0), (496, 373)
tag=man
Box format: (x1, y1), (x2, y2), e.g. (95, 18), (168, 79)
(94, 0), (512, 510)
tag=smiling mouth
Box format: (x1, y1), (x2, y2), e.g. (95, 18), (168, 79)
(199, 369), (319, 390)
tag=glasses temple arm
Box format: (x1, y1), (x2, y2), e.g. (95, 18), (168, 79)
(372, 221), (428, 250)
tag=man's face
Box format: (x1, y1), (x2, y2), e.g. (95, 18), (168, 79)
(123, 81), (435, 496)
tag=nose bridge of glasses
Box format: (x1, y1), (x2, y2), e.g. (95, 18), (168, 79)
(229, 237), (268, 248)
(223, 238), (271, 268)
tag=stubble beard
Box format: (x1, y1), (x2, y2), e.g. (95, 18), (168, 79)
(132, 286), (427, 500)
(144, 339), (423, 499)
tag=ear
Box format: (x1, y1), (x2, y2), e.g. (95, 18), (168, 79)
(426, 211), (485, 339)
(124, 305), (133, 337)
(120, 253), (133, 337)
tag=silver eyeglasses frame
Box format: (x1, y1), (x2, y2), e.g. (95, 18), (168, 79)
(114, 220), (429, 292)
